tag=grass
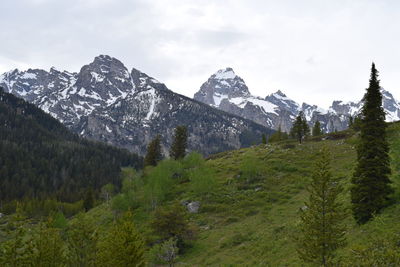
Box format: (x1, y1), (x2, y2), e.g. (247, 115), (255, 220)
(3, 122), (400, 266)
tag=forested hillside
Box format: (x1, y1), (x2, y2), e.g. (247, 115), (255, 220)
(0, 88), (142, 203)
(3, 123), (398, 265)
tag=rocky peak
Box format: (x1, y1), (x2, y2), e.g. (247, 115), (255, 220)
(194, 67), (250, 106)
(265, 90), (300, 115)
(381, 89), (400, 121)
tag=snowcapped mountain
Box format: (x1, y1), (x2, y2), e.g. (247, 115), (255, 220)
(194, 68), (400, 132)
(0, 56), (273, 156)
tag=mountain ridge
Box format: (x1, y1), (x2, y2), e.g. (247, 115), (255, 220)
(0, 56), (273, 156)
(194, 67), (400, 132)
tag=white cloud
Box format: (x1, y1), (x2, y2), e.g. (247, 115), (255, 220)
(1, 0), (400, 108)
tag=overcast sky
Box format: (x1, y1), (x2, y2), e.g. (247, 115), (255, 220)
(1, 0), (400, 107)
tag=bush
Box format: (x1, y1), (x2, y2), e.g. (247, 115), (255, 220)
(189, 166), (217, 198)
(144, 160), (183, 209)
(150, 203), (197, 252)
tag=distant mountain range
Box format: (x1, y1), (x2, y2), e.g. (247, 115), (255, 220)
(0, 55), (272, 156)
(194, 68), (400, 132)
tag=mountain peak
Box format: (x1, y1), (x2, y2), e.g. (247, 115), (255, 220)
(213, 67), (237, 80)
(274, 90), (286, 97)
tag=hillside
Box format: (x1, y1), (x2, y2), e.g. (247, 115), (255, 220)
(0, 88), (141, 203)
(2, 121), (399, 266)
(65, 122), (400, 266)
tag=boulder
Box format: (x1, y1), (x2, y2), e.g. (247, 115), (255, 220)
(187, 201), (200, 213)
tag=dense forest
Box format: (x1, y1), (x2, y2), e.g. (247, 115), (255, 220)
(0, 87), (142, 204)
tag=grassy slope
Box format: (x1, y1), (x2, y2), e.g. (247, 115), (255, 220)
(69, 122), (400, 266)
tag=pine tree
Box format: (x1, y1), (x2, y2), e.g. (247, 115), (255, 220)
(290, 112), (309, 143)
(312, 121), (322, 136)
(0, 210), (33, 266)
(83, 189), (95, 212)
(66, 213), (98, 267)
(296, 148), (346, 266)
(348, 116), (354, 128)
(30, 220), (66, 266)
(97, 211), (146, 267)
(261, 134), (267, 144)
(351, 63), (393, 224)
(170, 126), (188, 160)
(144, 135), (162, 167)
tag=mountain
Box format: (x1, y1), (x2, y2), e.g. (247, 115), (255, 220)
(0, 56), (273, 156)
(194, 68), (400, 132)
(0, 88), (141, 202)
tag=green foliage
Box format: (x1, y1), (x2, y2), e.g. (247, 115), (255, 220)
(189, 164), (217, 198)
(112, 170), (143, 213)
(351, 63), (393, 224)
(83, 189), (95, 212)
(144, 160), (182, 209)
(97, 211), (146, 267)
(30, 221), (65, 267)
(50, 211), (68, 229)
(144, 135), (163, 167)
(66, 213), (98, 267)
(100, 183), (115, 204)
(149, 238), (179, 266)
(345, 237), (400, 266)
(0, 88), (141, 204)
(290, 112), (310, 143)
(296, 148), (346, 266)
(268, 126), (288, 143)
(170, 125), (188, 160)
(0, 213), (33, 266)
(312, 121), (323, 136)
(151, 203), (196, 251)
(182, 152), (204, 169)
(261, 134), (267, 144)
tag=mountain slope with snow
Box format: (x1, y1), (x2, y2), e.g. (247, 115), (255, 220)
(194, 68), (400, 132)
(0, 56), (273, 156)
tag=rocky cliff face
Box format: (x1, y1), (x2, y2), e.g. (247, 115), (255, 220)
(194, 68), (400, 132)
(0, 56), (273, 156)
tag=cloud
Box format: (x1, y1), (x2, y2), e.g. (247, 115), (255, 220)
(1, 0), (400, 107)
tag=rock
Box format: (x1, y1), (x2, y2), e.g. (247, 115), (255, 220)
(187, 201), (200, 213)
(0, 213), (3, 218)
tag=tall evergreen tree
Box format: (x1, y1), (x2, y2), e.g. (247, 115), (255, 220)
(351, 63), (393, 224)
(348, 116), (354, 128)
(144, 135), (162, 167)
(170, 126), (188, 160)
(66, 213), (98, 267)
(290, 112), (309, 143)
(297, 148), (346, 266)
(312, 121), (322, 136)
(97, 211), (146, 266)
(261, 134), (267, 144)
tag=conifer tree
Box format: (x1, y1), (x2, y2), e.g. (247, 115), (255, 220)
(348, 116), (354, 128)
(312, 121), (322, 136)
(261, 134), (267, 144)
(0, 210), (33, 266)
(297, 148), (346, 266)
(290, 112), (309, 143)
(144, 135), (162, 167)
(83, 189), (95, 212)
(97, 211), (145, 267)
(66, 213), (98, 266)
(351, 63), (393, 224)
(170, 126), (188, 160)
(30, 220), (65, 266)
